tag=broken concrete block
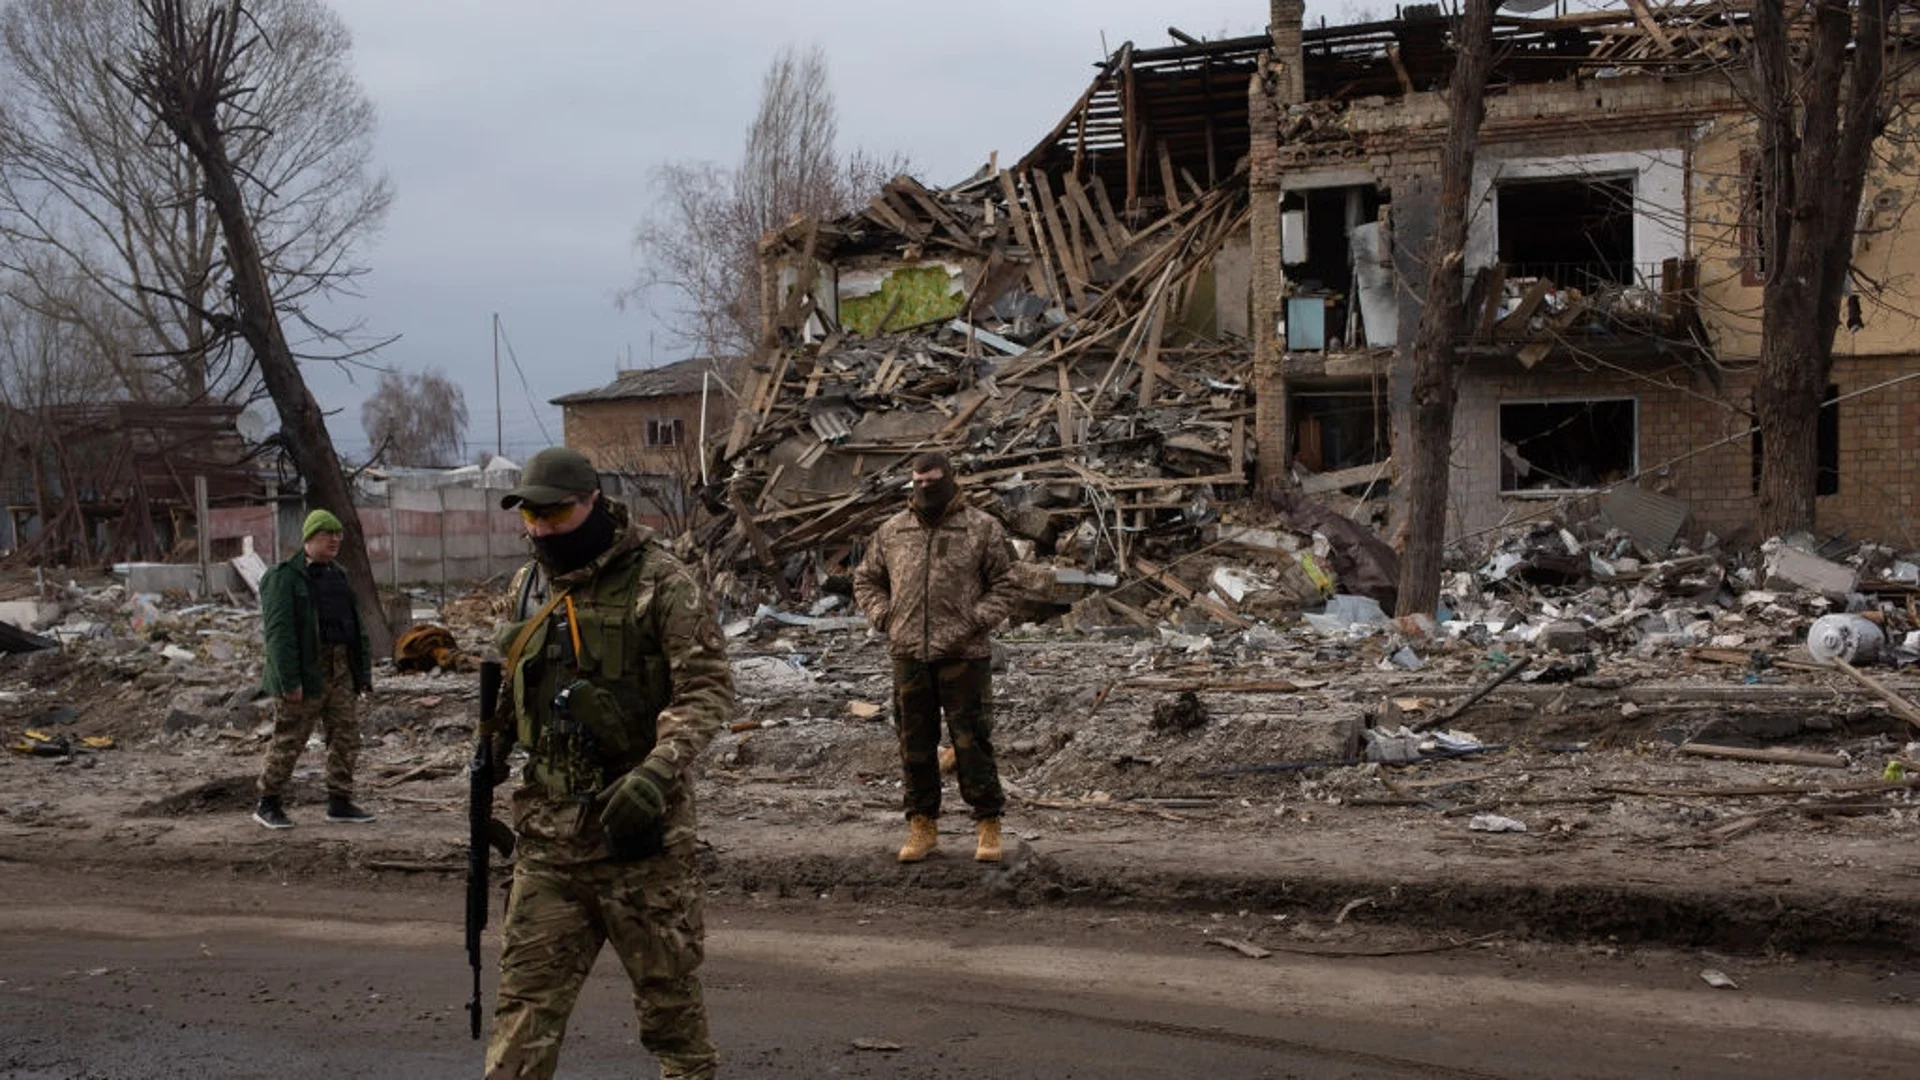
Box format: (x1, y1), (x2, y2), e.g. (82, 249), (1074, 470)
(1763, 545), (1857, 597)
(1540, 620), (1592, 654)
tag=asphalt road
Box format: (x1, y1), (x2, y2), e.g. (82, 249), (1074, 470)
(0, 866), (1914, 1079)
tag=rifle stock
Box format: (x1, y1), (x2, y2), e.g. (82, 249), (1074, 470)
(466, 659), (503, 1040)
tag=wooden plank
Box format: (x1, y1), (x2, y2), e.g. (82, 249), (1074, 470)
(1056, 361), (1076, 451)
(1677, 743), (1849, 769)
(1017, 172), (1071, 306)
(1029, 172), (1090, 300)
(1063, 173), (1120, 264)
(1299, 459), (1393, 495)
(1088, 173), (1132, 250)
(1385, 44), (1415, 96)
(1157, 140), (1184, 213)
(755, 463), (788, 512)
(729, 489), (796, 602)
(1138, 295), (1167, 405)
(1496, 278), (1554, 334)
(996, 170), (1054, 299)
(1835, 659), (1920, 732)
(1625, 0), (1675, 55)
(934, 392), (990, 440)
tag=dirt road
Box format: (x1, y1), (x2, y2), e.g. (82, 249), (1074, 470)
(1, 865), (1913, 1079)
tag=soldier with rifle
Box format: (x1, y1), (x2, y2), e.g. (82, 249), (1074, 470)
(471, 447), (733, 1080)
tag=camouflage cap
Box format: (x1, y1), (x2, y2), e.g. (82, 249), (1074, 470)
(500, 447), (598, 508)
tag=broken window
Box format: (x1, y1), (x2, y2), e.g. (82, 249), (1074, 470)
(646, 418), (684, 447)
(1750, 386), (1840, 496)
(1291, 380), (1390, 476)
(1496, 175), (1636, 290)
(1498, 399), (1636, 494)
(1279, 184), (1387, 350)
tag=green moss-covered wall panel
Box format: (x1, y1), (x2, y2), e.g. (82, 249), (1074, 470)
(839, 265), (965, 335)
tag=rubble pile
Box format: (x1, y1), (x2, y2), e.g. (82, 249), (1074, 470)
(697, 166), (1258, 612)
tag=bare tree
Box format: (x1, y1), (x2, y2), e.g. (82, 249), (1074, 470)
(115, 0), (390, 654)
(0, 0), (390, 403)
(1749, 0), (1893, 536)
(361, 368), (468, 468)
(0, 265), (128, 411)
(624, 44), (902, 360)
(1395, 0), (1495, 620)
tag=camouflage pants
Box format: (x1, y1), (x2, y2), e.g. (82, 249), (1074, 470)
(892, 656), (1003, 821)
(256, 642), (360, 799)
(485, 846), (715, 1080)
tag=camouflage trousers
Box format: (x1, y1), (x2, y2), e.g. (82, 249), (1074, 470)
(256, 642), (360, 799)
(892, 656), (1003, 821)
(485, 846), (715, 1080)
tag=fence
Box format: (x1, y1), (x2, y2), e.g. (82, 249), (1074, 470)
(206, 472), (677, 591)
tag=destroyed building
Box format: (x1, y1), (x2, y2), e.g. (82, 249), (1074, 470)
(1249, 0), (1920, 550)
(0, 403), (265, 564)
(718, 2), (1920, 599)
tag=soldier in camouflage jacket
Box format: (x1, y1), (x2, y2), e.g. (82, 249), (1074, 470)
(483, 447), (733, 1080)
(854, 452), (1021, 863)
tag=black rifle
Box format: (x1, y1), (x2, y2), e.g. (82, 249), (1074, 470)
(466, 659), (503, 1040)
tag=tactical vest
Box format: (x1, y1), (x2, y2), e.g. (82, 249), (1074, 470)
(495, 544), (671, 799)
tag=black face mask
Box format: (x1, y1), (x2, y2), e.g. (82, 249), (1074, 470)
(910, 475), (958, 524)
(532, 501), (617, 575)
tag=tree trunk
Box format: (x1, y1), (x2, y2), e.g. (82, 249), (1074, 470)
(127, 1), (393, 655)
(1752, 0), (1890, 538)
(1394, 0), (1495, 619)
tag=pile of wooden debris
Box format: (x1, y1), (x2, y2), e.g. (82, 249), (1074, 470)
(694, 161), (1266, 615)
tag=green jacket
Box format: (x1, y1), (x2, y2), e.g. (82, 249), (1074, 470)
(494, 509), (734, 864)
(257, 551), (372, 697)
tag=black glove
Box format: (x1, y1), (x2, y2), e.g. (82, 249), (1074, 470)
(597, 757), (675, 860)
(485, 731), (515, 785)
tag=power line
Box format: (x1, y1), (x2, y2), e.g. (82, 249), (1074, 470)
(493, 316), (557, 446)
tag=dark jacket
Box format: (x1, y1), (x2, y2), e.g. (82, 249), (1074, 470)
(258, 551), (372, 697)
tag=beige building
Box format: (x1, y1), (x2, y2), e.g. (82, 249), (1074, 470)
(552, 357), (734, 529)
(1248, 0), (1920, 548)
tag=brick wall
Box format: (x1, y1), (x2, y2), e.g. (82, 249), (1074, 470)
(561, 392), (727, 479)
(1444, 355), (1920, 547)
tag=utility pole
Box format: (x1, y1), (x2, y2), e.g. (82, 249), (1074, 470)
(493, 312), (503, 459)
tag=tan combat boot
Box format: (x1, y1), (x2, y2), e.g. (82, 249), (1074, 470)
(898, 814), (939, 862)
(974, 817), (1003, 863)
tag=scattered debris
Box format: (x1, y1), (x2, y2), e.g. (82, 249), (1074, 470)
(1699, 969), (1740, 991)
(1205, 937), (1273, 960)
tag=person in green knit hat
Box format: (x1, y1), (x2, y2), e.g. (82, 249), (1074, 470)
(251, 507), (374, 829)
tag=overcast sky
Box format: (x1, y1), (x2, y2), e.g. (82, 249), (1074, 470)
(300, 0), (1332, 462)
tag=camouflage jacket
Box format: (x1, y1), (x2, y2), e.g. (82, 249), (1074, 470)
(852, 496), (1019, 661)
(493, 508), (733, 865)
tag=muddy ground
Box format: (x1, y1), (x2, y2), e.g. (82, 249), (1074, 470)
(5, 597), (1920, 958)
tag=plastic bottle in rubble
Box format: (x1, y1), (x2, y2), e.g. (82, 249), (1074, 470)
(1805, 613), (1885, 665)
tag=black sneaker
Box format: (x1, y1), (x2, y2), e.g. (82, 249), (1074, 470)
(253, 797), (292, 830)
(325, 796), (375, 824)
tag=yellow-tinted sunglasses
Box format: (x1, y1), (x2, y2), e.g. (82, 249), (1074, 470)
(517, 497), (582, 526)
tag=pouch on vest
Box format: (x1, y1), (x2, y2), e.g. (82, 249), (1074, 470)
(554, 678), (637, 760)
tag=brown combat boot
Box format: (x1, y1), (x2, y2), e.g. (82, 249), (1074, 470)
(974, 817), (1003, 863)
(897, 814), (939, 862)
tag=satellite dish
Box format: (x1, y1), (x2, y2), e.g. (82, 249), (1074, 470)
(235, 407), (270, 442)
(1501, 0), (1559, 11)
